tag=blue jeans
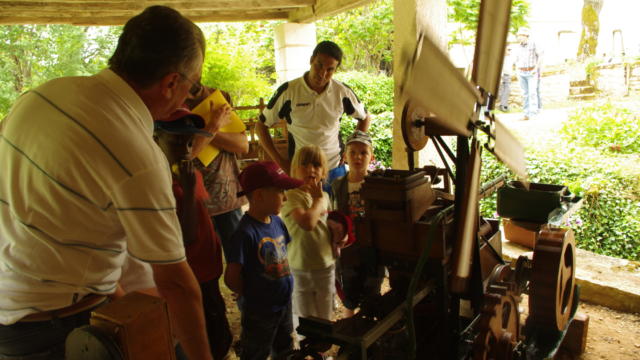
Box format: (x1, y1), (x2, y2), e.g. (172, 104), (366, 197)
(212, 208), (243, 262)
(0, 307), (94, 359)
(518, 70), (539, 118)
(240, 302), (293, 360)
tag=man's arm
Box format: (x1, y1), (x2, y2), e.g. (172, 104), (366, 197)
(152, 261), (212, 360)
(356, 113), (371, 132)
(209, 131), (249, 154)
(256, 120), (290, 174)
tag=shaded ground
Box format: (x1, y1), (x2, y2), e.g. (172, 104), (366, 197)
(219, 273), (640, 359)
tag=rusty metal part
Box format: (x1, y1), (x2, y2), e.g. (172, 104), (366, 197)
(529, 226), (576, 331)
(473, 289), (520, 360)
(401, 100), (430, 152)
(487, 264), (514, 289)
(514, 254), (533, 294)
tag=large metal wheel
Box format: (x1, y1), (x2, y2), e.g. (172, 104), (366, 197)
(529, 226), (576, 331)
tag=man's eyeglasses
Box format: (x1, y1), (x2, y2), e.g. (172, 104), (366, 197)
(178, 72), (203, 98)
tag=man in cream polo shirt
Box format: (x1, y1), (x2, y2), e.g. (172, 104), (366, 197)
(257, 41), (370, 184)
(0, 6), (213, 360)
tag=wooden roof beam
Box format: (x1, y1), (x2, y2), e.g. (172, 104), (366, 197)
(0, 0), (314, 11)
(0, 11), (290, 25)
(288, 0), (371, 22)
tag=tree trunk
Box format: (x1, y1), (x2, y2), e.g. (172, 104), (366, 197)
(577, 0), (604, 60)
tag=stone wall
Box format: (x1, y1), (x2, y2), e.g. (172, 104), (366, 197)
(594, 62), (640, 96)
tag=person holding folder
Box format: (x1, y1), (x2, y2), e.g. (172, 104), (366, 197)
(186, 87), (249, 262)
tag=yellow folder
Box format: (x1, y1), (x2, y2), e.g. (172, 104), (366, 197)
(191, 89), (246, 166)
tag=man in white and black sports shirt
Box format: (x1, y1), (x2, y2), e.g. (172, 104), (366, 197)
(256, 41), (371, 185)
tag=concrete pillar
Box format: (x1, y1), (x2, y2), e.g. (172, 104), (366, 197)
(392, 0), (448, 170)
(274, 23), (317, 84)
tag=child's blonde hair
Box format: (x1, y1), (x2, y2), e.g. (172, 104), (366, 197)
(290, 145), (329, 180)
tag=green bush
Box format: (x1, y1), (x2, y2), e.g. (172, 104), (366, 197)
(334, 71), (394, 114)
(480, 139), (640, 261)
(561, 101), (640, 154)
(335, 71), (394, 167)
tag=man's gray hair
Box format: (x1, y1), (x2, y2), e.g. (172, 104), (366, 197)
(108, 6), (205, 88)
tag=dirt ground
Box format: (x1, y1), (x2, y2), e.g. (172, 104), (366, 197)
(219, 276), (640, 359)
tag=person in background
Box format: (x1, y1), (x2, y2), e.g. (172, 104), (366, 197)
(256, 41), (370, 192)
(331, 131), (383, 317)
(0, 6), (212, 359)
(225, 161), (303, 360)
(186, 87), (249, 262)
(514, 27), (542, 120)
(498, 46), (513, 112)
(155, 108), (233, 360)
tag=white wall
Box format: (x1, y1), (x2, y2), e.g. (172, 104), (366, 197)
(529, 0), (640, 64)
(449, 0), (640, 67)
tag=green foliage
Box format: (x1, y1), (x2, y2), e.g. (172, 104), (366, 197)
(584, 58), (602, 82)
(334, 71), (394, 114)
(480, 125), (640, 261)
(199, 22), (277, 107)
(316, 0), (393, 73)
(334, 71), (394, 167)
(448, 0), (530, 45)
(561, 102), (640, 154)
(0, 25), (120, 118)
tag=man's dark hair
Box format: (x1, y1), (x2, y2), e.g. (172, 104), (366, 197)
(312, 41), (343, 66)
(108, 6), (205, 88)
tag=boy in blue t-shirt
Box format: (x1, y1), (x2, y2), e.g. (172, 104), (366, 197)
(224, 161), (303, 360)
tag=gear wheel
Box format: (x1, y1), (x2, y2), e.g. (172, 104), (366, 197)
(473, 285), (520, 360)
(529, 226), (576, 331)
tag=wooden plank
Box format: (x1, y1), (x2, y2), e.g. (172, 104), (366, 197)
(471, 0), (512, 100)
(560, 313), (589, 355)
(400, 31), (479, 137)
(493, 117), (528, 182)
(0, 0), (312, 24)
(0, 11), (290, 25)
(0, 0), (312, 11)
(288, 0), (372, 22)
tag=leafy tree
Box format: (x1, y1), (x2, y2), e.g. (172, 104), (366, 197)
(199, 22), (277, 107)
(0, 25), (120, 118)
(448, 0), (530, 45)
(316, 0), (393, 74)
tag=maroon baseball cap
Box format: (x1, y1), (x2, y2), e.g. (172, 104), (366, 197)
(237, 161), (303, 197)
